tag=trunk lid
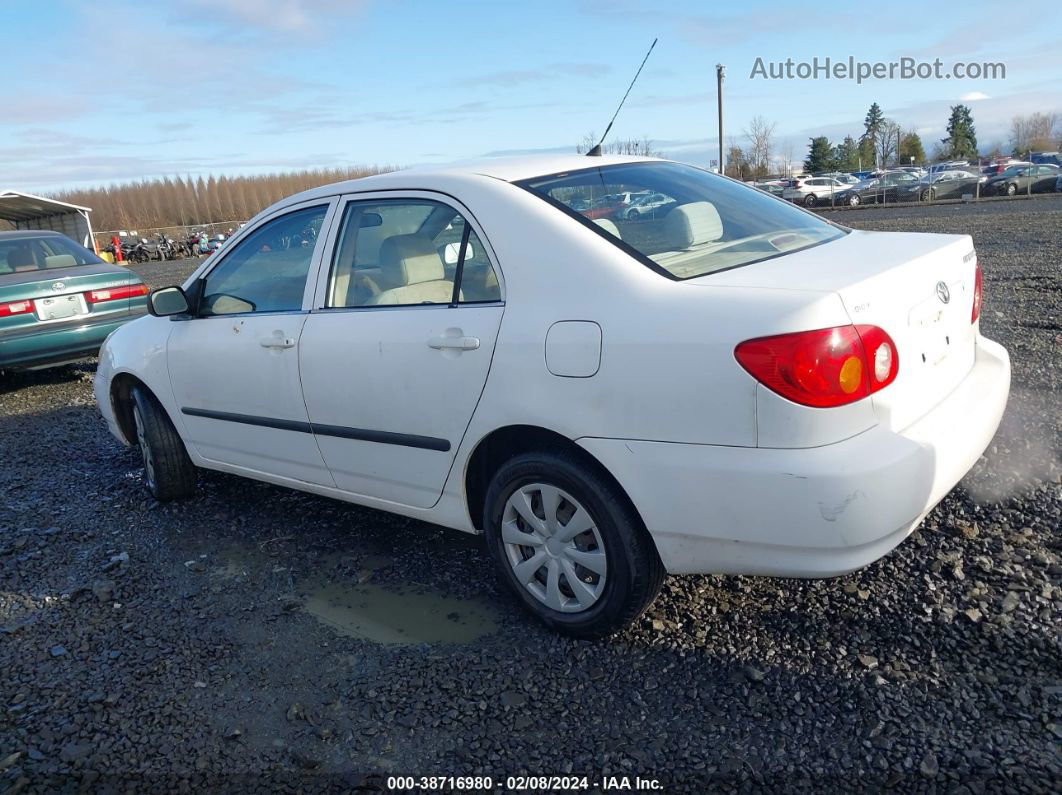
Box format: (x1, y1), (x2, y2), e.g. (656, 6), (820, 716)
(0, 265), (143, 335)
(693, 230), (979, 432)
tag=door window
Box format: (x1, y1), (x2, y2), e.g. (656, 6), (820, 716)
(326, 199), (501, 308)
(200, 204), (328, 316)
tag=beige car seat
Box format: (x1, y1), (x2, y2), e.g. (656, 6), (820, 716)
(367, 234), (456, 306)
(662, 201), (723, 249)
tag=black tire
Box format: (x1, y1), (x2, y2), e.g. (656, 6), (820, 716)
(921, 189), (932, 202)
(483, 449), (664, 639)
(130, 386), (197, 501)
(803, 194), (817, 207)
(626, 208), (640, 221)
(1006, 182), (1017, 196)
(848, 194), (861, 207)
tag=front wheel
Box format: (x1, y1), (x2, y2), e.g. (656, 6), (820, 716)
(848, 194), (861, 206)
(803, 194), (817, 207)
(921, 189), (933, 202)
(131, 386), (197, 502)
(483, 450), (664, 639)
(626, 208), (640, 221)
(1006, 182), (1017, 196)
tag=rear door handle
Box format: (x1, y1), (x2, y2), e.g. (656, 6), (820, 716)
(428, 336), (480, 351)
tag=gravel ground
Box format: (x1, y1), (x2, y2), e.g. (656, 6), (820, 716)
(1, 199), (1059, 793)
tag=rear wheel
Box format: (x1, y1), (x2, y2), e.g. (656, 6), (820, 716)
(803, 194), (817, 207)
(131, 386), (197, 502)
(483, 450), (664, 639)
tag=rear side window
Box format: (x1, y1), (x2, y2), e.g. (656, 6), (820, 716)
(325, 199), (501, 308)
(517, 162), (846, 280)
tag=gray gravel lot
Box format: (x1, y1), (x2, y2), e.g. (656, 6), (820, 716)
(1, 198), (1059, 792)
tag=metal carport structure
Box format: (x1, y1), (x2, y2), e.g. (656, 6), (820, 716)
(0, 190), (95, 251)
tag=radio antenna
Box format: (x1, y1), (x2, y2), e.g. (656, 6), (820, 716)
(586, 37), (658, 157)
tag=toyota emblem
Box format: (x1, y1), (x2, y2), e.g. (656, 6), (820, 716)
(51, 281), (66, 292)
(935, 281), (950, 304)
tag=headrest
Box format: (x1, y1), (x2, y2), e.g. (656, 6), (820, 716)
(379, 234), (444, 285)
(663, 202), (723, 249)
(45, 254), (78, 269)
(593, 218), (621, 238)
(443, 240), (475, 265)
(7, 247), (35, 268)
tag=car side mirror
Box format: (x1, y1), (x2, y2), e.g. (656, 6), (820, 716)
(148, 286), (190, 317)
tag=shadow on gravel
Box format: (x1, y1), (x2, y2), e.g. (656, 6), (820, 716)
(0, 361), (97, 397)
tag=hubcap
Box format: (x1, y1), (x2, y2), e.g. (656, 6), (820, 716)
(133, 404), (156, 491)
(501, 483), (607, 613)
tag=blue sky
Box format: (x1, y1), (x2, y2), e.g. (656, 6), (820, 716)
(3, 0), (1059, 192)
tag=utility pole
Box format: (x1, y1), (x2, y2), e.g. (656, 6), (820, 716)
(716, 64), (725, 175)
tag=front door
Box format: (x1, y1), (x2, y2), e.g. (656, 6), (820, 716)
(167, 200), (337, 486)
(298, 194), (504, 508)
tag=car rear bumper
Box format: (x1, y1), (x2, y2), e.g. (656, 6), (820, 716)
(578, 336), (1010, 577)
(0, 311), (144, 369)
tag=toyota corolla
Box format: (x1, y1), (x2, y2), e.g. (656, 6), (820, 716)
(93, 155), (1010, 637)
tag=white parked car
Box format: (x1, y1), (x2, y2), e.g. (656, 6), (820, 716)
(781, 176), (850, 206)
(94, 155), (1010, 638)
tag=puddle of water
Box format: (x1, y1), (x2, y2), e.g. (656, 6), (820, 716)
(304, 581), (497, 645)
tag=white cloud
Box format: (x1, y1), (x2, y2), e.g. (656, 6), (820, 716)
(174, 0), (370, 35)
(961, 91), (990, 101)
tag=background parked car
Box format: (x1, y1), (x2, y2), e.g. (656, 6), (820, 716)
(981, 160), (1030, 176)
(781, 176), (849, 206)
(901, 170), (985, 202)
(614, 192), (675, 220)
(0, 230), (148, 370)
(983, 164), (1060, 196)
(834, 170), (920, 205)
(1030, 151), (1061, 167)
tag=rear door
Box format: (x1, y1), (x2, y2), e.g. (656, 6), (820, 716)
(166, 200), (338, 486)
(299, 192), (504, 508)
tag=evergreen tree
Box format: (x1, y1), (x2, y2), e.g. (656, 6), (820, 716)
(942, 105), (977, 159)
(860, 102), (886, 165)
(804, 137), (836, 173)
(898, 131), (926, 165)
(832, 136), (860, 172)
(857, 138), (877, 170)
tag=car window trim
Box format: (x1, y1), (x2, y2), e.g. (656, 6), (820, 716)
(311, 189), (505, 311)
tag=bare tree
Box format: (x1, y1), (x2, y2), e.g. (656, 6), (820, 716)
(877, 120), (902, 167)
(1009, 112), (1059, 156)
(780, 139), (795, 177)
(743, 116), (776, 179)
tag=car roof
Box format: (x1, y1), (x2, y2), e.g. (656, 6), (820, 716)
(279, 154), (661, 205)
(0, 229), (67, 240)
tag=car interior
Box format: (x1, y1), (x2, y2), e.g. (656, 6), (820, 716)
(326, 201), (500, 308)
(0, 237), (92, 275)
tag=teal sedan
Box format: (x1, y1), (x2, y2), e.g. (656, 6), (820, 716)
(0, 230), (148, 370)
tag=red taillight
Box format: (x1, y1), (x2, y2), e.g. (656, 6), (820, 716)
(86, 283), (149, 303)
(793, 180), (802, 188)
(971, 263), (983, 324)
(0, 299), (33, 317)
(735, 324), (899, 408)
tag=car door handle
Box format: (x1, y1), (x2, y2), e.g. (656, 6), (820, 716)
(260, 334), (296, 349)
(428, 336), (480, 351)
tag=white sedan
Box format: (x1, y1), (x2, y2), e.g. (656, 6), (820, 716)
(94, 154), (1010, 638)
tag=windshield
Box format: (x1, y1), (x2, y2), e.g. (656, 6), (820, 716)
(0, 234), (103, 274)
(517, 162), (846, 280)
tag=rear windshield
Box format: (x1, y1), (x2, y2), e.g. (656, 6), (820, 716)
(0, 234), (103, 275)
(516, 161), (846, 280)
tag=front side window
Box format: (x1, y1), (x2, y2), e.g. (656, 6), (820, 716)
(326, 199), (500, 308)
(517, 162), (846, 280)
(200, 204), (327, 315)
